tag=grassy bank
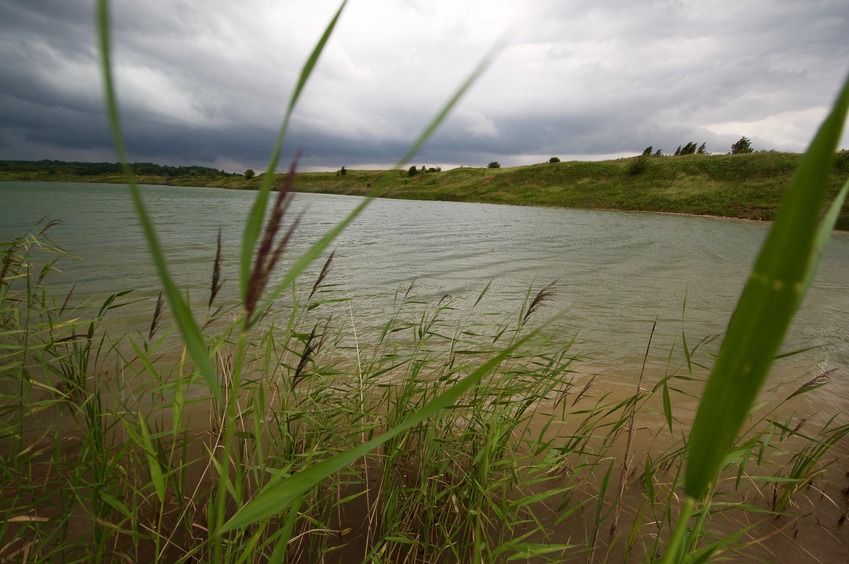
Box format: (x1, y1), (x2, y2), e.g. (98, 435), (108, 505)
(4, 151), (849, 229)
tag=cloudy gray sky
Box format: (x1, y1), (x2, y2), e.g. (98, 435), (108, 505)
(1, 0), (848, 172)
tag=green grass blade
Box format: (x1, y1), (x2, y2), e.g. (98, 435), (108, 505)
(662, 379), (673, 434)
(220, 339), (524, 533)
(393, 32), (509, 169)
(661, 497), (696, 564)
(248, 32), (510, 324)
(136, 414), (166, 504)
(800, 177), (848, 304)
(96, 0), (221, 402)
(240, 1), (348, 303)
(684, 74), (849, 500)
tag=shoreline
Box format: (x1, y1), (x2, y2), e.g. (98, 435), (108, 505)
(5, 175), (848, 233)
(2, 146), (847, 230)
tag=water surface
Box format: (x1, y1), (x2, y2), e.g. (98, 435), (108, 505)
(3, 181), (848, 412)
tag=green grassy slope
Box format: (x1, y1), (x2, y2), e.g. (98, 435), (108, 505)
(285, 152), (849, 228)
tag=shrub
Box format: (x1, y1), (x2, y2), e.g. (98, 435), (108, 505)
(835, 149), (849, 175)
(731, 136), (754, 154)
(627, 154), (649, 175)
(487, 161), (501, 169)
(549, 156), (560, 163)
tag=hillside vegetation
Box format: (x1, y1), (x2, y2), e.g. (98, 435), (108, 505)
(3, 151), (848, 228)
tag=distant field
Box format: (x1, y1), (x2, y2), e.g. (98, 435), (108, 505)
(3, 151), (848, 228)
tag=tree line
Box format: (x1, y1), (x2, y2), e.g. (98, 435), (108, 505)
(0, 160), (239, 178)
(638, 136), (754, 158)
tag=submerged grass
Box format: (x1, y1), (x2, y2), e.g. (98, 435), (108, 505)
(1, 1), (847, 562)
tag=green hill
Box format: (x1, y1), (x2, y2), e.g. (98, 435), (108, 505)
(275, 152), (849, 229)
(3, 152), (848, 228)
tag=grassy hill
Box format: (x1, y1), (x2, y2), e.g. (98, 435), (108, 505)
(4, 152), (848, 228)
(271, 151), (849, 228)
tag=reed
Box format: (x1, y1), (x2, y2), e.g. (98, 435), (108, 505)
(1, 2), (847, 562)
(1, 230), (847, 560)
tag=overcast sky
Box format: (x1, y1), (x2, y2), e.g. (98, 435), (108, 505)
(1, 0), (848, 172)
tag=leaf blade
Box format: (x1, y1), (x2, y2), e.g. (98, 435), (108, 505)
(684, 74), (849, 500)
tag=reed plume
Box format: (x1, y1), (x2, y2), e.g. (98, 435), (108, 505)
(293, 318), (331, 391)
(308, 250), (334, 301)
(245, 155), (302, 326)
(209, 227), (224, 308)
(522, 280), (556, 326)
(149, 290), (164, 341)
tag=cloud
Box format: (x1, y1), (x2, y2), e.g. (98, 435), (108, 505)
(0, 0), (847, 172)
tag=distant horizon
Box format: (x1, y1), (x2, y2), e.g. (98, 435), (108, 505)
(1, 146), (821, 176)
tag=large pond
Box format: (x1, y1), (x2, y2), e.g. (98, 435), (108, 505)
(3, 181), (848, 413)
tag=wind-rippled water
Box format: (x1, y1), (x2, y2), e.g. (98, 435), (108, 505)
(3, 181), (848, 413)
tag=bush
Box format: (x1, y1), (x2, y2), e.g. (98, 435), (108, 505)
(337, 166), (347, 176)
(627, 155), (649, 175)
(487, 161), (501, 169)
(731, 136), (753, 154)
(835, 149), (849, 175)
(549, 156), (560, 163)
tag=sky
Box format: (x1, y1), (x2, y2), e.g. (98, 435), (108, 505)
(1, 0), (848, 173)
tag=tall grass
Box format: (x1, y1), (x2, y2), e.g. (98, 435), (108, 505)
(3, 227), (848, 560)
(1, 1), (847, 562)
(5, 234), (846, 561)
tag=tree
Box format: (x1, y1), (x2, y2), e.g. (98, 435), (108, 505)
(337, 166), (347, 176)
(731, 136), (753, 154)
(680, 142), (697, 155)
(674, 145), (682, 156)
(653, 149), (662, 157)
(549, 156), (560, 163)
(244, 168), (255, 180)
(697, 143), (707, 155)
(408, 165), (419, 177)
(487, 161), (501, 169)
(641, 146), (653, 157)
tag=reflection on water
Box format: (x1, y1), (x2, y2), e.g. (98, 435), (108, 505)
(2, 181), (848, 412)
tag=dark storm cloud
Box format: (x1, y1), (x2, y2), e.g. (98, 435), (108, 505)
(1, 0), (847, 171)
